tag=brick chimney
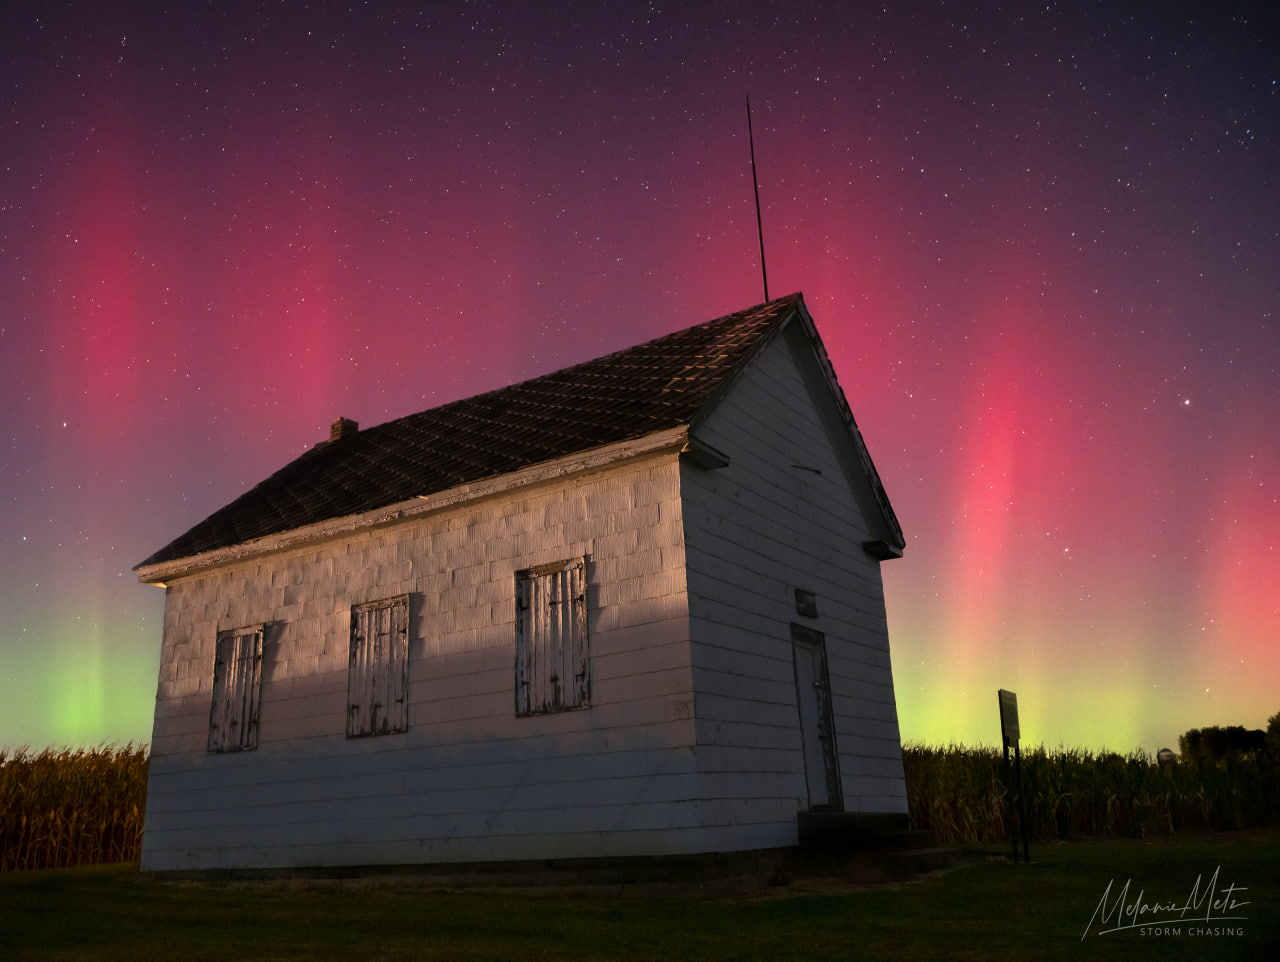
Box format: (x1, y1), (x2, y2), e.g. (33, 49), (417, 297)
(329, 417), (359, 442)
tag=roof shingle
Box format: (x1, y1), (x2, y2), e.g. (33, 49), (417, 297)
(138, 294), (805, 568)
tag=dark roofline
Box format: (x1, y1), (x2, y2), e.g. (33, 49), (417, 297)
(136, 292), (903, 571)
(137, 296), (804, 568)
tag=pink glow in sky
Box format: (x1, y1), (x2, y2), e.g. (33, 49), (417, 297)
(2, 1), (1276, 752)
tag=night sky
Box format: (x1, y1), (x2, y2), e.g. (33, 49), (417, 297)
(2, 1), (1276, 753)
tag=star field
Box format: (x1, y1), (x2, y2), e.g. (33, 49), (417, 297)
(1, 1), (1276, 751)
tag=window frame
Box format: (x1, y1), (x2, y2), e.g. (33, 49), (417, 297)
(515, 558), (590, 716)
(347, 594), (410, 738)
(207, 624), (265, 753)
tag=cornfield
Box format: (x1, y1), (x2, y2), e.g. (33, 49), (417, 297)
(903, 742), (1279, 844)
(0, 745), (148, 872)
(2, 742), (1276, 871)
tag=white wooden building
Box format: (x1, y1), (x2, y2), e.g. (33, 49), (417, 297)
(135, 294), (910, 871)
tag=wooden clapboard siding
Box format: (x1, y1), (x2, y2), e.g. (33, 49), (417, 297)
(142, 452), (699, 871)
(682, 321), (907, 839)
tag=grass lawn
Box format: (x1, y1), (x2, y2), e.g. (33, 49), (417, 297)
(2, 833), (1277, 961)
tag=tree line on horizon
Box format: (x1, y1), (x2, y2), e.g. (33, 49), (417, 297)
(904, 711), (1280, 844)
(1177, 714), (1279, 768)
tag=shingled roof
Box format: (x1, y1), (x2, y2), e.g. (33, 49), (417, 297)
(137, 293), (901, 570)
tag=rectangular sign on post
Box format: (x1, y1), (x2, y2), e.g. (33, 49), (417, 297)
(998, 688), (1020, 744)
(997, 688), (1029, 863)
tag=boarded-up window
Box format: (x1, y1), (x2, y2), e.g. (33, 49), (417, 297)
(515, 558), (589, 716)
(348, 595), (410, 737)
(208, 625), (264, 753)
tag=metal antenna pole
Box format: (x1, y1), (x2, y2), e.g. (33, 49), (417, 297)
(747, 95), (769, 302)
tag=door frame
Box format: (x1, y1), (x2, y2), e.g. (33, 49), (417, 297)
(791, 623), (843, 811)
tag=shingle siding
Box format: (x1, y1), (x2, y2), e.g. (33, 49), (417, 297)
(142, 454), (698, 870)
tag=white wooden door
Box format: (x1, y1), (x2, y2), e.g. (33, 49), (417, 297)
(792, 625), (841, 810)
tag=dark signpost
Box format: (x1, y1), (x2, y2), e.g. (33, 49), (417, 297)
(998, 689), (1029, 862)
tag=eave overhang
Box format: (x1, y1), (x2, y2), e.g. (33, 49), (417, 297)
(136, 424), (690, 587)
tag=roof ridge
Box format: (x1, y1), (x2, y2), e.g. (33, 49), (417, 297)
(362, 293), (803, 440)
